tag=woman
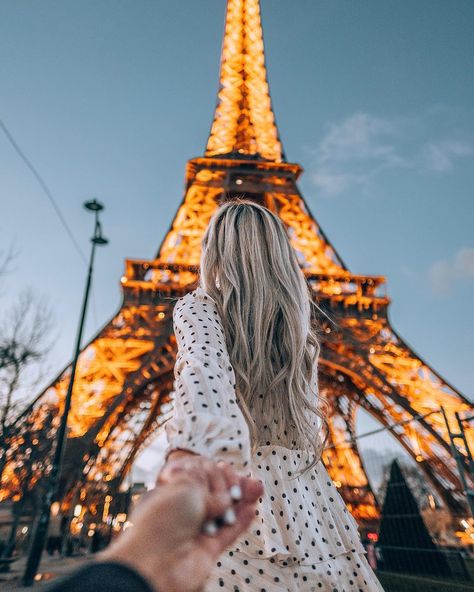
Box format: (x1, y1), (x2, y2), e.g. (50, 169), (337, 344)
(160, 200), (383, 591)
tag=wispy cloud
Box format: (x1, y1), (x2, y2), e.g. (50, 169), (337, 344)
(421, 140), (473, 173)
(310, 113), (406, 196)
(309, 110), (473, 196)
(429, 247), (474, 294)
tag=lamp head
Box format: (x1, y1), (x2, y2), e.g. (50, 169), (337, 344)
(92, 236), (109, 246)
(84, 199), (104, 213)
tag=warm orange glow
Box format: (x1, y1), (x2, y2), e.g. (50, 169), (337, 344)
(206, 0), (283, 161)
(369, 342), (474, 459)
(322, 424), (379, 523)
(156, 158), (348, 274)
(1, 0), (472, 530)
(103, 495), (112, 522)
(50, 338), (154, 437)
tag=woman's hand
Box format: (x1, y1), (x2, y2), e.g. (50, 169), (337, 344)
(159, 451), (242, 519)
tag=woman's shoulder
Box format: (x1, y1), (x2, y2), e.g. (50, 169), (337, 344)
(192, 285), (218, 304)
(173, 286), (223, 334)
(173, 287), (230, 360)
(174, 286), (217, 314)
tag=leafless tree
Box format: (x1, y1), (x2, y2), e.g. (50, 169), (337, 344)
(0, 245), (15, 283)
(0, 249), (56, 559)
(0, 291), (54, 434)
(0, 249), (55, 480)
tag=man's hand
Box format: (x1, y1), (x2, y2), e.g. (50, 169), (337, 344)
(100, 463), (263, 592)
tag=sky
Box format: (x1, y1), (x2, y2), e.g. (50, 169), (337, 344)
(0, 1), (473, 474)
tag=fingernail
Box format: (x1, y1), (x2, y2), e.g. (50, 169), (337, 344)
(229, 485), (242, 501)
(202, 520), (218, 536)
(223, 508), (236, 525)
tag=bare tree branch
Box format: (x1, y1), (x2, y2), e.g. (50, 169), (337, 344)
(0, 244), (18, 299)
(0, 290), (55, 440)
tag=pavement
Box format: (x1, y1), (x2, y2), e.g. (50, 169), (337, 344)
(3, 555), (473, 592)
(0, 554), (91, 591)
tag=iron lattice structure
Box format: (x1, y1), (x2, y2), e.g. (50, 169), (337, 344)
(3, 0), (472, 524)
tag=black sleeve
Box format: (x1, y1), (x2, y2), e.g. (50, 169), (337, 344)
(44, 561), (155, 592)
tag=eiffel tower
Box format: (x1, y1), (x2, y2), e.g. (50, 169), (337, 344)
(2, 0), (472, 524)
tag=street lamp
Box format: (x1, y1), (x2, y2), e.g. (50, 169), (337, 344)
(23, 199), (108, 586)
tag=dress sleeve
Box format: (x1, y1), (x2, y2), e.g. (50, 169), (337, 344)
(165, 288), (251, 473)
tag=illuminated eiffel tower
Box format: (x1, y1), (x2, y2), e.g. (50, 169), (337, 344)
(2, 0), (472, 524)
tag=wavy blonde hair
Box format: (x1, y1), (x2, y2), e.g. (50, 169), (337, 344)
(200, 199), (328, 470)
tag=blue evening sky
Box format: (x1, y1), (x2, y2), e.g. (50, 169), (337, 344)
(1, 0), (473, 460)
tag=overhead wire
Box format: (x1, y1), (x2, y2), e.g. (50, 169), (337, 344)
(0, 117), (100, 327)
(325, 410), (439, 450)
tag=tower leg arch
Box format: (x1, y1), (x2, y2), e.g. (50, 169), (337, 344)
(319, 356), (467, 515)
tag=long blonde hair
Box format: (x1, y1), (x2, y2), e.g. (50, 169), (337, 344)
(200, 199), (328, 469)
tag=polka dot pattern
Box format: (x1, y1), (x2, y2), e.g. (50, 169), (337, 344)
(232, 446), (367, 565)
(165, 287), (251, 472)
(209, 549), (384, 591)
(166, 287), (384, 591)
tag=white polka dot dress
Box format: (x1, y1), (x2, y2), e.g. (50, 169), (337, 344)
(166, 287), (384, 591)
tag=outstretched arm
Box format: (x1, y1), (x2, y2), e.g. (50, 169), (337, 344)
(45, 465), (263, 592)
(164, 288), (251, 472)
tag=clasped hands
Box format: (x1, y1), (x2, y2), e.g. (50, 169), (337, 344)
(100, 450), (263, 592)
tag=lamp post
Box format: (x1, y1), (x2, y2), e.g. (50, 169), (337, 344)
(23, 199), (108, 586)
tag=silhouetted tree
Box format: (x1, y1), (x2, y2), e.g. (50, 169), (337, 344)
(0, 407), (56, 562)
(0, 287), (54, 480)
(376, 455), (441, 512)
(0, 247), (55, 562)
(376, 459), (451, 577)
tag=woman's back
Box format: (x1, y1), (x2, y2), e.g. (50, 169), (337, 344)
(166, 287), (383, 591)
